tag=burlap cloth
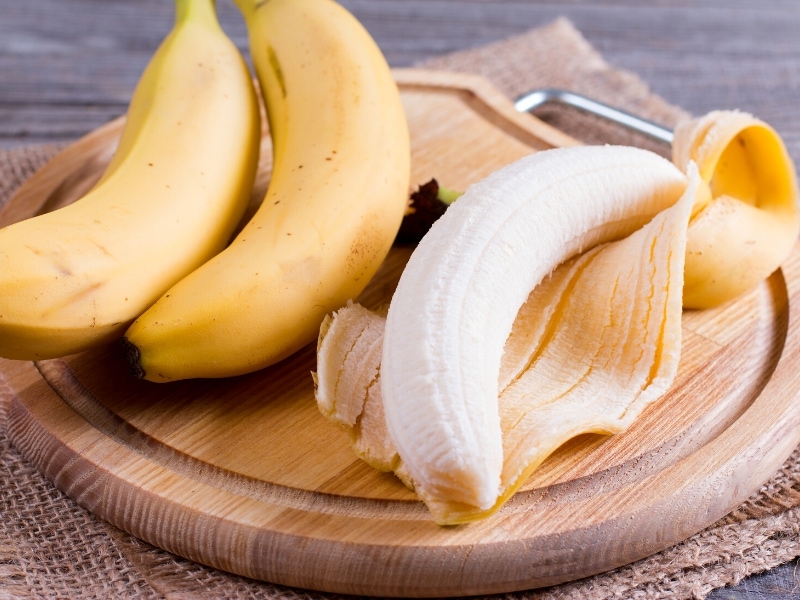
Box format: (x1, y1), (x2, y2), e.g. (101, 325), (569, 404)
(2, 17), (800, 600)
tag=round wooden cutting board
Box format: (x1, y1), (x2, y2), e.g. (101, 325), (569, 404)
(1, 69), (800, 597)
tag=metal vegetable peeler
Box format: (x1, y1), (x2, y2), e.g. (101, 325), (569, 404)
(514, 89), (674, 145)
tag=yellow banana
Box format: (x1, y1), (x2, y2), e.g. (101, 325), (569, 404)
(315, 145), (697, 524)
(123, 0), (410, 381)
(0, 0), (260, 360)
(672, 110), (799, 308)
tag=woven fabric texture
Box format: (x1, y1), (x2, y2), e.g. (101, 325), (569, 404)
(1, 17), (799, 600)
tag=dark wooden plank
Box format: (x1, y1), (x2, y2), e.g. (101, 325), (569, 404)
(337, 1), (800, 159)
(3, 1), (800, 156)
(0, 105), (123, 149)
(708, 558), (800, 599)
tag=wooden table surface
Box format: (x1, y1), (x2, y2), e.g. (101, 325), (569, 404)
(2, 1), (799, 598)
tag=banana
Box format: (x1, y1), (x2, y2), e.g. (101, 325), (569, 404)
(0, 0), (260, 360)
(315, 145), (698, 523)
(122, 0), (410, 381)
(315, 108), (800, 523)
(381, 146), (691, 521)
(672, 111), (799, 308)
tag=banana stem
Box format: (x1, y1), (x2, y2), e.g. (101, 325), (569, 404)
(437, 186), (463, 205)
(230, 0), (260, 19)
(175, 0), (219, 27)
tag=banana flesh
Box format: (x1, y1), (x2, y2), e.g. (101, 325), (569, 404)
(123, 0), (411, 381)
(0, 0), (260, 360)
(673, 111), (799, 308)
(315, 303), (403, 473)
(315, 145), (698, 523)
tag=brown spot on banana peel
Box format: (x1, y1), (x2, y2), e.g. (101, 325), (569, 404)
(347, 213), (386, 280)
(266, 45), (286, 98)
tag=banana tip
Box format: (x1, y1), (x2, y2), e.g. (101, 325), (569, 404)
(119, 337), (146, 380)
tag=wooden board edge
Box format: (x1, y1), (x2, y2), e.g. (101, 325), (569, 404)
(392, 67), (581, 150)
(0, 118), (123, 227)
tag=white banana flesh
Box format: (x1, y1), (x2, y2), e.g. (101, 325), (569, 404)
(317, 166), (694, 518)
(382, 146), (690, 518)
(123, 0), (410, 381)
(316, 145), (697, 523)
(0, 0), (260, 360)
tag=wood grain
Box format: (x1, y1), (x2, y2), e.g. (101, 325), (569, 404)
(1, 70), (799, 597)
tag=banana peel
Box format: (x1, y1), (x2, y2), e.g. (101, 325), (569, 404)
(674, 111), (799, 308)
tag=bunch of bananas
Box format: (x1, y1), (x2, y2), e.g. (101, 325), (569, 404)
(0, 0), (410, 380)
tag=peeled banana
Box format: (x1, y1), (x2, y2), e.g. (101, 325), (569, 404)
(381, 145), (692, 520)
(315, 106), (800, 523)
(0, 0), (260, 360)
(315, 145), (699, 523)
(122, 0), (411, 382)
